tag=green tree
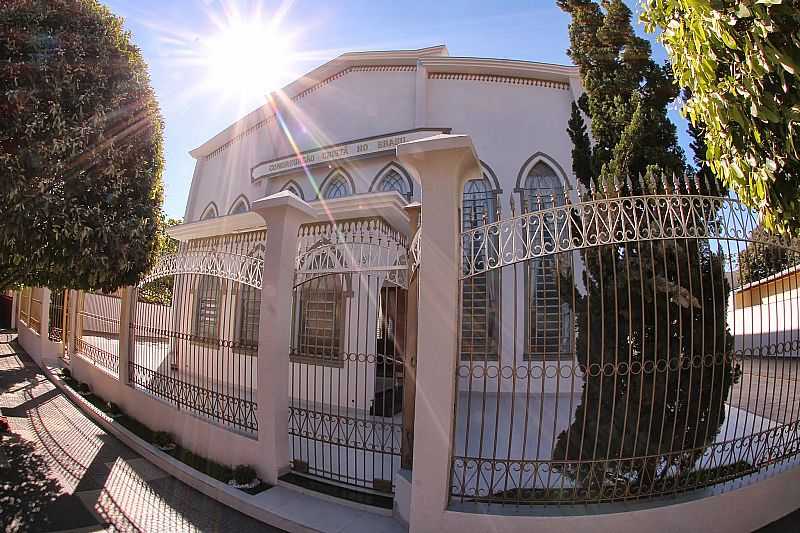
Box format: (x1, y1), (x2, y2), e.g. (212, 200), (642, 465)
(738, 225), (800, 286)
(558, 0), (686, 192)
(0, 0), (164, 292)
(137, 216), (180, 305)
(642, 0), (800, 236)
(553, 0), (737, 496)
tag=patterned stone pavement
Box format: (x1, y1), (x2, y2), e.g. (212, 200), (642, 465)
(0, 332), (283, 532)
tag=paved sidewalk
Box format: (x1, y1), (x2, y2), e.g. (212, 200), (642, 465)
(0, 332), (283, 533)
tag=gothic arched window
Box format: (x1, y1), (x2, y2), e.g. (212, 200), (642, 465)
(521, 159), (573, 361)
(322, 171), (353, 200)
(228, 196), (250, 215)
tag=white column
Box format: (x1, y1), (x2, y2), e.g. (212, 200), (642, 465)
(252, 191), (317, 485)
(118, 287), (135, 384)
(397, 134), (481, 532)
(40, 288), (51, 342)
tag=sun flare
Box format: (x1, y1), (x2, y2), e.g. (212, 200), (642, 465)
(204, 16), (293, 99)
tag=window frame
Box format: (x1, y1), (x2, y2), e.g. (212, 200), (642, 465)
(460, 176), (501, 362)
(518, 161), (574, 361)
(193, 275), (223, 343)
(292, 273), (348, 367)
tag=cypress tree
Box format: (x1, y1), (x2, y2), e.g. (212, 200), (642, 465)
(551, 0), (739, 497)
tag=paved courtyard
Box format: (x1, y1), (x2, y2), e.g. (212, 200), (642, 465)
(0, 332), (281, 533)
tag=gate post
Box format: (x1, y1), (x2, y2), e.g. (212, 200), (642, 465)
(397, 134), (481, 531)
(401, 202), (421, 470)
(252, 191), (316, 485)
(118, 287), (136, 385)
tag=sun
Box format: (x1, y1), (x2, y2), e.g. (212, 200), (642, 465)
(204, 17), (293, 99)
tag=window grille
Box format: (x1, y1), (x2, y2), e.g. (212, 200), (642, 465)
(194, 276), (222, 340)
(521, 162), (573, 360)
(295, 274), (345, 363)
(378, 170), (409, 197)
(237, 284), (260, 351)
(323, 176), (352, 199)
(460, 177), (500, 361)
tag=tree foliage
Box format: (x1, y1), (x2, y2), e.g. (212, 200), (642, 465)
(137, 216), (180, 305)
(554, 0), (737, 493)
(558, 0), (686, 193)
(0, 0), (164, 292)
(642, 0), (800, 236)
(738, 225), (800, 285)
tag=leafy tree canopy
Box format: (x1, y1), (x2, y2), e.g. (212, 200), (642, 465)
(642, 0), (800, 235)
(0, 0), (164, 292)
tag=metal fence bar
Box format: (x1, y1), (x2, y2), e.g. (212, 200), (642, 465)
(129, 230), (263, 435)
(288, 217), (407, 493)
(451, 188), (800, 506)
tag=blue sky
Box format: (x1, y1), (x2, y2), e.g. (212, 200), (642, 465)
(104, 0), (689, 218)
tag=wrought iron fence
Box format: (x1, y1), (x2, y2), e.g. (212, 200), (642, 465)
(48, 289), (66, 343)
(130, 231), (264, 435)
(451, 184), (800, 506)
(76, 291), (121, 376)
(289, 218), (408, 493)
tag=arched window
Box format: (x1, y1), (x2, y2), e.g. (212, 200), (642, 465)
(520, 160), (573, 361)
(323, 177), (351, 199)
(281, 180), (305, 200)
(228, 196), (250, 215)
(460, 175), (500, 361)
(200, 202), (218, 221)
(522, 161), (567, 211)
(371, 164), (413, 199)
(379, 170), (409, 196)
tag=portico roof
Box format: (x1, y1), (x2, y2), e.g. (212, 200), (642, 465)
(168, 190), (411, 241)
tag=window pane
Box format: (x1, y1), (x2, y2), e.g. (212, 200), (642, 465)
(297, 275), (343, 362)
(521, 162), (573, 360)
(194, 276), (221, 339)
(461, 178), (500, 361)
(238, 284), (260, 349)
(323, 177), (351, 199)
(379, 170), (408, 196)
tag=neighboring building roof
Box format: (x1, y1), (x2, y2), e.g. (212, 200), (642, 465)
(734, 263), (800, 294)
(188, 45), (580, 159)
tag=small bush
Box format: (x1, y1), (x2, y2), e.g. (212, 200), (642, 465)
(233, 464), (257, 485)
(0, 416), (10, 433)
(153, 431), (174, 448)
(77, 382), (91, 395)
(61, 368), (71, 380)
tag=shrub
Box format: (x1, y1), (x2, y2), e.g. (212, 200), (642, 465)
(77, 382), (91, 395)
(233, 464), (257, 485)
(153, 431), (174, 448)
(61, 368), (71, 380)
(0, 416), (9, 433)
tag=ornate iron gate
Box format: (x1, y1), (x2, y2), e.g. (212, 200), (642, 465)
(288, 218), (409, 493)
(130, 231), (264, 435)
(451, 183), (800, 505)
